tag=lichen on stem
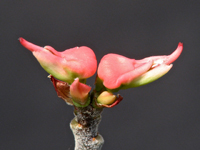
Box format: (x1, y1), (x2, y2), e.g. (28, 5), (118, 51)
(70, 105), (104, 150)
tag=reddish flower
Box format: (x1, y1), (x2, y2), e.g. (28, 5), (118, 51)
(19, 38), (97, 84)
(97, 43), (183, 90)
(70, 78), (91, 107)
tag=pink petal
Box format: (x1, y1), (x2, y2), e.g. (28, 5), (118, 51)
(20, 38), (67, 79)
(165, 42), (183, 65)
(44, 46), (62, 57)
(19, 37), (43, 52)
(98, 54), (153, 89)
(136, 43), (183, 65)
(97, 54), (136, 89)
(116, 60), (153, 88)
(70, 78), (91, 105)
(20, 38), (97, 82)
(61, 46), (97, 79)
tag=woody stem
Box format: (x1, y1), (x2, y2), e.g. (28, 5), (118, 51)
(70, 104), (104, 150)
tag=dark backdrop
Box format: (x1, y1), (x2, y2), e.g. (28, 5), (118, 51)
(1, 1), (200, 150)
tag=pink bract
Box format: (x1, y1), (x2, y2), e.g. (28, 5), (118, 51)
(97, 43), (183, 90)
(19, 38), (97, 83)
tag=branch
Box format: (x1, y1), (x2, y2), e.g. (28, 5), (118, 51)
(70, 105), (104, 150)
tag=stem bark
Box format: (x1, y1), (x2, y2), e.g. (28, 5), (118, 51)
(70, 105), (104, 150)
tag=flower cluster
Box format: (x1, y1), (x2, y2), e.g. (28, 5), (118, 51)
(20, 38), (183, 107)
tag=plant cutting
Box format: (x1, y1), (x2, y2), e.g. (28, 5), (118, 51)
(19, 37), (183, 150)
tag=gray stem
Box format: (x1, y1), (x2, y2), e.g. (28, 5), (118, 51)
(70, 105), (104, 150)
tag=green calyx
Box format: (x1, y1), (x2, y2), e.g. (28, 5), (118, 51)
(72, 97), (91, 108)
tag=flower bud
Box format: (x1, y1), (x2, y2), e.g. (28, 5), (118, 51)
(97, 43), (183, 91)
(19, 38), (97, 84)
(70, 78), (91, 107)
(97, 91), (117, 105)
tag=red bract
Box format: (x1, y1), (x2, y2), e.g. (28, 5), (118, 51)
(19, 38), (97, 84)
(49, 75), (73, 105)
(97, 43), (183, 90)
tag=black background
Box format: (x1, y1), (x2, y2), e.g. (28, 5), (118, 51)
(1, 1), (200, 150)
